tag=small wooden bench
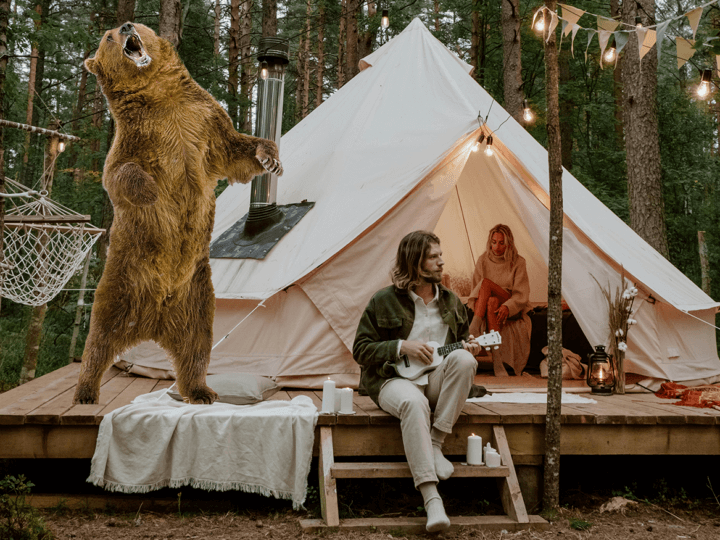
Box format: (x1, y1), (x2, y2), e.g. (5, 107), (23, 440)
(300, 423), (549, 532)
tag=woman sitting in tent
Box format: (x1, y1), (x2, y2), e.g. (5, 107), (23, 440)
(468, 224), (531, 377)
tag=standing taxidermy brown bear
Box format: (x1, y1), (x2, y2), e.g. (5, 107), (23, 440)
(73, 23), (283, 405)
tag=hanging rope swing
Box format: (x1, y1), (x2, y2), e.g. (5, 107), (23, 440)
(0, 177), (103, 306)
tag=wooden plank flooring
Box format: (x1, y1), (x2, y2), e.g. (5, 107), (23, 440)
(1, 364), (719, 460)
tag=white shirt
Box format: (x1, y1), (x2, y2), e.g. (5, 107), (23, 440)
(397, 285), (449, 386)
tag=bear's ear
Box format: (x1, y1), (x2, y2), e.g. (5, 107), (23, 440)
(84, 57), (98, 75)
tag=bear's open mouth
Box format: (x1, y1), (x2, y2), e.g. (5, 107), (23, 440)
(123, 31), (151, 68)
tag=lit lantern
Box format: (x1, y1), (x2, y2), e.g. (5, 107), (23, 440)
(587, 345), (615, 395)
(697, 69), (712, 99)
(381, 9), (389, 29)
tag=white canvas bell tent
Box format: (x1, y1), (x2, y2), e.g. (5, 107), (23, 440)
(122, 18), (720, 388)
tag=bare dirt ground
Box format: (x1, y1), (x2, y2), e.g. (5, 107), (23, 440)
(42, 503), (720, 540)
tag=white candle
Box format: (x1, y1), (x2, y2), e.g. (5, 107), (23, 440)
(321, 378), (336, 413)
(339, 388), (354, 414)
(467, 434), (483, 465)
(335, 388), (342, 412)
(483, 442), (494, 463)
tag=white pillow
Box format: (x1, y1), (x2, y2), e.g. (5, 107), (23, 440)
(168, 373), (279, 405)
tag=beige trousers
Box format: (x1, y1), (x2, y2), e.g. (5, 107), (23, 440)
(378, 349), (476, 487)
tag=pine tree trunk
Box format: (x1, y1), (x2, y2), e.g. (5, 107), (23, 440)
(22, 2), (42, 173)
(68, 251), (92, 363)
(345, 0), (359, 82)
(611, 0), (623, 147)
(19, 122), (60, 385)
(213, 0), (221, 56)
(315, 1), (325, 108)
(116, 0), (135, 23)
(470, 3), (479, 78)
(239, 0), (253, 133)
(302, 0), (311, 119)
(434, 0), (440, 32)
(559, 48), (573, 170)
(358, 1), (375, 62)
(296, 25), (305, 122)
(0, 0), (9, 331)
(262, 0), (277, 37)
(337, 0), (346, 88)
(501, 0), (522, 122)
(228, 0), (240, 128)
(542, 0), (563, 512)
(159, 0), (182, 49)
(621, 0), (668, 258)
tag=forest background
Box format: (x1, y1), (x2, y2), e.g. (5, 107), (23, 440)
(0, 0), (718, 389)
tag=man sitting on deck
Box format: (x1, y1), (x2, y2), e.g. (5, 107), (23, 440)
(352, 230), (480, 533)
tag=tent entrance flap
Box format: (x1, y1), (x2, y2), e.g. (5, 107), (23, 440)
(209, 201), (315, 260)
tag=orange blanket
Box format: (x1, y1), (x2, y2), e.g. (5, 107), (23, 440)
(655, 382), (720, 409)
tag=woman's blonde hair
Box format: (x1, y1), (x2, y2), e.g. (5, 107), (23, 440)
(392, 230), (440, 291)
(486, 224), (518, 265)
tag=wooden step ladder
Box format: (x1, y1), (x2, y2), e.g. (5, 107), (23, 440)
(300, 424), (549, 532)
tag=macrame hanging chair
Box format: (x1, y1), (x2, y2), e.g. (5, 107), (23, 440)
(1, 177), (103, 306)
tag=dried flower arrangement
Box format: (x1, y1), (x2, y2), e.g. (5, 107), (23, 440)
(593, 270), (639, 394)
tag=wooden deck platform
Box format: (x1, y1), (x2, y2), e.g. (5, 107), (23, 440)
(2, 362), (719, 461)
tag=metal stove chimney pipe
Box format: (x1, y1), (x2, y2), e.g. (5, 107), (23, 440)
(245, 37), (289, 236)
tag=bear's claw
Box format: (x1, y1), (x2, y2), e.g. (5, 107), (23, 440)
(183, 385), (219, 405)
(259, 156), (283, 176)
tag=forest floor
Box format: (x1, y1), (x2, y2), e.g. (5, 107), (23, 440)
(4, 455), (719, 540)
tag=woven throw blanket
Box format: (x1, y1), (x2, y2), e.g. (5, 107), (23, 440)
(468, 392), (596, 404)
(88, 390), (318, 509)
(655, 382), (720, 409)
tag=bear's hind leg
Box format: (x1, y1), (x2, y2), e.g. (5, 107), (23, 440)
(159, 262), (218, 405)
(74, 288), (141, 404)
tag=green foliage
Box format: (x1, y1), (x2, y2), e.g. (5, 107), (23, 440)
(569, 517), (592, 530)
(0, 475), (54, 540)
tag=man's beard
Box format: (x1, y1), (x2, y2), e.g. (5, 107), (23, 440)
(420, 269), (443, 284)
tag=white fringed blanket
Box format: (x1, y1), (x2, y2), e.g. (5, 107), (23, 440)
(88, 390), (318, 509)
(468, 392), (597, 404)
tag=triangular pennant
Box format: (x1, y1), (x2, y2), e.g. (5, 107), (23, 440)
(676, 37), (696, 69)
(598, 29), (612, 67)
(640, 29), (656, 60)
(636, 27), (648, 59)
(656, 20), (670, 61)
(546, 11), (559, 43)
(597, 16), (619, 33)
(585, 29), (597, 62)
(571, 24), (581, 58)
(560, 3), (585, 36)
(686, 7), (703, 40)
(614, 31), (629, 55)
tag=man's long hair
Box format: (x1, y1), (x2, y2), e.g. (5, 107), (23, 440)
(485, 224), (518, 265)
(392, 230), (440, 291)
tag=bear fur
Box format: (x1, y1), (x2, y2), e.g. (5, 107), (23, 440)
(73, 23), (283, 405)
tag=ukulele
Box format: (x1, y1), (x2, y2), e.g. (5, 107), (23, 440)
(394, 331), (502, 380)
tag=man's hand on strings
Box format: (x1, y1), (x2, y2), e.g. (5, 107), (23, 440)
(400, 340), (435, 365)
(463, 336), (481, 356)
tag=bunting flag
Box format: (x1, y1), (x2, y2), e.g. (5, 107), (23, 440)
(640, 29), (656, 60)
(546, 11), (559, 43)
(585, 29), (596, 63)
(571, 24), (581, 57)
(559, 3), (585, 37)
(636, 26), (648, 59)
(597, 16), (619, 33)
(676, 37), (696, 69)
(656, 20), (671, 61)
(686, 7), (703, 40)
(598, 29), (612, 66)
(614, 31), (629, 56)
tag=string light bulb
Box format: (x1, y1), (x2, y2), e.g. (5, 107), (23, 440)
(534, 14), (545, 33)
(484, 135), (494, 157)
(697, 69), (712, 98)
(603, 45), (616, 63)
(381, 9), (389, 29)
(471, 133), (485, 153)
(522, 99), (533, 123)
(260, 61), (269, 80)
(58, 141), (65, 153)
(635, 16), (643, 29)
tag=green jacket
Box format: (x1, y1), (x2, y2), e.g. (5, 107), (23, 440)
(352, 284), (470, 405)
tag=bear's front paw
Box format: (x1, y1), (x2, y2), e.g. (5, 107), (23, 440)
(183, 385), (219, 405)
(73, 384), (100, 405)
(116, 162), (159, 206)
(255, 142), (284, 176)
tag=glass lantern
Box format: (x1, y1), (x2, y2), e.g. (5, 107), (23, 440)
(586, 345), (615, 395)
